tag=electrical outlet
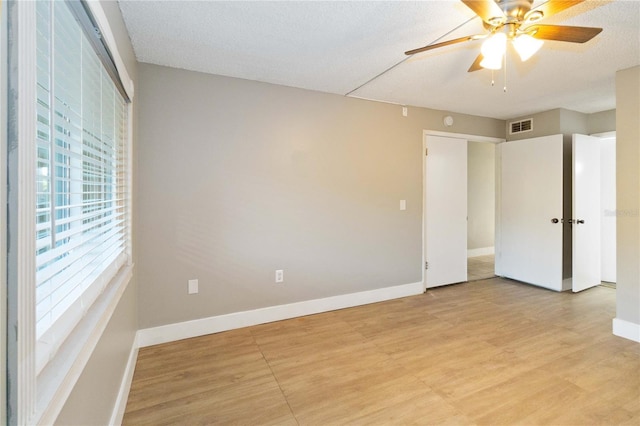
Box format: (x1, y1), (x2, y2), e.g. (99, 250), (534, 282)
(275, 269), (284, 283)
(188, 279), (199, 294)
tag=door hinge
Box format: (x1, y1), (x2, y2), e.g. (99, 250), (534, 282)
(425, 261), (429, 270)
(425, 148), (428, 156)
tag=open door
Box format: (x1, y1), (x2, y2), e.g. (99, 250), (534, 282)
(425, 135), (467, 288)
(499, 135), (564, 291)
(600, 136), (616, 283)
(572, 134), (602, 292)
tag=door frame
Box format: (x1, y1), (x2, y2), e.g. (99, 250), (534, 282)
(592, 131), (616, 283)
(422, 130), (505, 291)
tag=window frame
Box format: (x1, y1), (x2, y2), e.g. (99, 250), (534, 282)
(6, 1), (135, 424)
(1, 0), (9, 423)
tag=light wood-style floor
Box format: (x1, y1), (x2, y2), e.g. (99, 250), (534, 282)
(467, 255), (495, 281)
(123, 278), (640, 425)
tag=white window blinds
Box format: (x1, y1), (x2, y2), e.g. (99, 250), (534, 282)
(35, 0), (129, 372)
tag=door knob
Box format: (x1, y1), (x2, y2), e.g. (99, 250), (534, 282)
(551, 218), (559, 224)
(576, 219), (585, 224)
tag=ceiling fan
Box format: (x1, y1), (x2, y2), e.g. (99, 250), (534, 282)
(405, 0), (603, 72)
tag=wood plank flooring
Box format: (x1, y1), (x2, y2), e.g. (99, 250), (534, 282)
(467, 255), (495, 281)
(123, 278), (640, 425)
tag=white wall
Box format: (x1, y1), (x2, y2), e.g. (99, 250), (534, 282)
(467, 142), (495, 255)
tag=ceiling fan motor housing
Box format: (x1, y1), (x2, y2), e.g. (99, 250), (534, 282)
(485, 0), (542, 31)
(496, 0), (535, 22)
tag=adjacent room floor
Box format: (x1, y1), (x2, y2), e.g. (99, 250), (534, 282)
(467, 254), (495, 281)
(123, 278), (639, 425)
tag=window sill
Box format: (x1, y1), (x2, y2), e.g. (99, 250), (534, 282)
(35, 263), (134, 425)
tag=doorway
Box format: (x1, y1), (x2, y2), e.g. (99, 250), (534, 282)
(496, 133), (616, 292)
(422, 131), (504, 290)
(467, 141), (496, 281)
(598, 133), (617, 287)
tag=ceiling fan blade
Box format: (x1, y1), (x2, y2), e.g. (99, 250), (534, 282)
(405, 35), (476, 55)
(528, 24), (603, 43)
(462, 0), (505, 23)
(468, 54), (484, 72)
(527, 0), (584, 21)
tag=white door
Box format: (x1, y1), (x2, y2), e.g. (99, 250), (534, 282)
(499, 135), (564, 291)
(600, 137), (616, 283)
(425, 135), (467, 288)
(572, 134), (602, 292)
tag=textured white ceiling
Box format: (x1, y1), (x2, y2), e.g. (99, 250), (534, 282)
(119, 0), (640, 120)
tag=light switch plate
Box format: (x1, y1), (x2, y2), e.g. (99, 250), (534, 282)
(400, 200), (406, 210)
(188, 279), (199, 294)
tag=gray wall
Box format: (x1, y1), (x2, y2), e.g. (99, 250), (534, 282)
(588, 109), (616, 134)
(54, 1), (139, 424)
(136, 63), (505, 329)
(467, 142), (495, 251)
(506, 109), (561, 141)
(615, 66), (640, 326)
(505, 107), (609, 141)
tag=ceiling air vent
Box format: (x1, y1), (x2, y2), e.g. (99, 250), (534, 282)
(509, 118), (533, 135)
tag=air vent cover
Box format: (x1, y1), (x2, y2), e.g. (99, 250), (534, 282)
(509, 118), (533, 135)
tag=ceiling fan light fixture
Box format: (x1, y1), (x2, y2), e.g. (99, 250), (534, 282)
(513, 33), (544, 61)
(479, 54), (503, 70)
(480, 32), (506, 69)
(481, 32), (507, 57)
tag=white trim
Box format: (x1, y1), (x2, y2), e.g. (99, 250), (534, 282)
(9, 1), (38, 423)
(424, 130), (505, 144)
(85, 0), (134, 100)
(138, 281), (424, 347)
(467, 247), (495, 258)
(7, 2), (135, 423)
(422, 135), (427, 291)
(109, 333), (139, 426)
(37, 265), (134, 425)
(0, 1), (8, 422)
(422, 130), (505, 291)
(613, 318), (640, 343)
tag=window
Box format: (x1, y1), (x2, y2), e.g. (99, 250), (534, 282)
(6, 0), (134, 423)
(35, 0), (129, 373)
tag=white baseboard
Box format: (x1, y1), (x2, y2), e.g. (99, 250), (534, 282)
(137, 281), (424, 348)
(467, 247), (495, 258)
(613, 318), (640, 343)
(109, 334), (139, 426)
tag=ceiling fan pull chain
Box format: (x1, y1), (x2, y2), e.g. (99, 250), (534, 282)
(503, 54), (508, 93)
(491, 69), (495, 86)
